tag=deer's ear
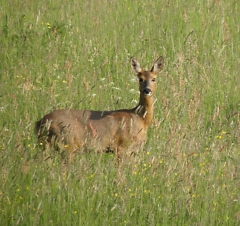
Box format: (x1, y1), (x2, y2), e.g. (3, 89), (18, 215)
(151, 56), (164, 74)
(131, 58), (142, 73)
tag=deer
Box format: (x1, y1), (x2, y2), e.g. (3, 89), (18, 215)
(35, 56), (164, 161)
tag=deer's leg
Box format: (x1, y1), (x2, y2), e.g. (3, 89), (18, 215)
(116, 146), (123, 168)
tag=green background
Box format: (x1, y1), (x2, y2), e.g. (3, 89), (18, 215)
(0, 0), (239, 225)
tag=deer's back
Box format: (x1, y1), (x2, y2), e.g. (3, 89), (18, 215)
(36, 109), (147, 153)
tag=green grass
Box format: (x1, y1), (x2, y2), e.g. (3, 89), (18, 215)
(0, 0), (239, 225)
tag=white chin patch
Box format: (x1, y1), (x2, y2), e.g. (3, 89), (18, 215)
(143, 92), (152, 96)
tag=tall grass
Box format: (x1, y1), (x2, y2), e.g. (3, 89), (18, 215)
(0, 0), (239, 225)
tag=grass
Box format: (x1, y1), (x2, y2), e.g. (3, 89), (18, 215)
(0, 0), (239, 225)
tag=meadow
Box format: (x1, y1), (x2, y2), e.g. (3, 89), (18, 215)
(0, 0), (239, 225)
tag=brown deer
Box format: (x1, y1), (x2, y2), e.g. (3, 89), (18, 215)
(35, 57), (164, 159)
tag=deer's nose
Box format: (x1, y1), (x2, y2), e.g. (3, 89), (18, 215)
(143, 88), (152, 95)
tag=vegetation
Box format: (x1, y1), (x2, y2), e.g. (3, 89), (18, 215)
(0, 0), (239, 225)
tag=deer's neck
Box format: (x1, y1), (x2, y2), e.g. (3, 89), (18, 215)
(134, 95), (154, 127)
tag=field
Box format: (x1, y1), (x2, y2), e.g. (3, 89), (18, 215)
(0, 0), (240, 225)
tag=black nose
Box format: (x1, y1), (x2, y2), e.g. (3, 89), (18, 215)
(143, 88), (152, 95)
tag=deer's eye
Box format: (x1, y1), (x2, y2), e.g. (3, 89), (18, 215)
(152, 78), (156, 82)
(139, 78), (144, 83)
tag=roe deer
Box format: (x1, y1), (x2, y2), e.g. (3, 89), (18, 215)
(35, 57), (164, 159)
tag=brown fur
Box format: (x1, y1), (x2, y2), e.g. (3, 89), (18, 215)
(35, 57), (164, 158)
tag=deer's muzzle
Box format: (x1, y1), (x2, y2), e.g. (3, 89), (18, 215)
(143, 88), (152, 96)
